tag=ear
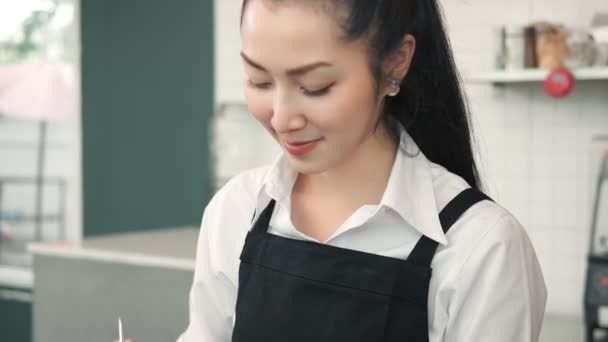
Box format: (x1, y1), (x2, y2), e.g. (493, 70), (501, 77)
(382, 34), (416, 94)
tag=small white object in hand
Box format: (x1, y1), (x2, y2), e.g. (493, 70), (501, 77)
(118, 317), (124, 342)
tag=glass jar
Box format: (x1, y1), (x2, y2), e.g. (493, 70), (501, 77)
(563, 28), (595, 68)
(505, 26), (526, 69)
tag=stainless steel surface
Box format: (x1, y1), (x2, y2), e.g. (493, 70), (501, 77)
(81, 226), (199, 260)
(540, 314), (584, 342)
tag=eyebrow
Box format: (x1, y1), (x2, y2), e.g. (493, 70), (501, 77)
(240, 51), (332, 76)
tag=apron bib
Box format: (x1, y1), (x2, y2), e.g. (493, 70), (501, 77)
(231, 188), (491, 342)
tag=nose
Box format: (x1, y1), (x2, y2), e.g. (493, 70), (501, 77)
(270, 89), (306, 133)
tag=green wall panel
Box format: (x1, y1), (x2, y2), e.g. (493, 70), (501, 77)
(0, 286), (32, 342)
(81, 0), (214, 236)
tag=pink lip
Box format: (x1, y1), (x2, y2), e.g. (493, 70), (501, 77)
(282, 138), (322, 156)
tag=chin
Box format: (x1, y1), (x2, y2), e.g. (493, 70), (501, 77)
(285, 156), (329, 175)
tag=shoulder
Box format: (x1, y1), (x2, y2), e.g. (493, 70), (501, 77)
(428, 162), (539, 278)
(196, 166), (273, 283)
(427, 167), (547, 341)
(200, 166), (271, 253)
(205, 165), (271, 223)
(428, 160), (515, 233)
(190, 166), (272, 286)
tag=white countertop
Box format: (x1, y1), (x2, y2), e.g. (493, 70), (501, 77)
(28, 226), (199, 271)
(0, 265), (33, 289)
(4, 226), (591, 342)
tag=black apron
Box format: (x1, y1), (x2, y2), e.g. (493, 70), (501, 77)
(231, 188), (492, 342)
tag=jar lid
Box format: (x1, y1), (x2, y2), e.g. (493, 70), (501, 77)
(505, 26), (525, 35)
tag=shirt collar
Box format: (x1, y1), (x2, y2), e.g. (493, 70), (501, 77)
(255, 126), (448, 245)
(382, 128), (448, 245)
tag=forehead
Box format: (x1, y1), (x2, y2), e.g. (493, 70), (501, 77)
(240, 1), (355, 67)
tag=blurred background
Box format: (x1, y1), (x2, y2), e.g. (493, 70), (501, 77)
(0, 0), (606, 341)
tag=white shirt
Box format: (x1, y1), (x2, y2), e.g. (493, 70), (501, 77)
(178, 128), (548, 342)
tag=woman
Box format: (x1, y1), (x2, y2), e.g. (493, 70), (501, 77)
(179, 0), (547, 341)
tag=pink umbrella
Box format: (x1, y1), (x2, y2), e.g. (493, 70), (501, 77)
(0, 62), (76, 120)
(0, 62), (77, 241)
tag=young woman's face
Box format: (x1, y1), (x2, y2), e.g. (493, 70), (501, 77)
(241, 1), (388, 174)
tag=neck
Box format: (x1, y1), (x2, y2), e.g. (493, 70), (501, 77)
(294, 125), (398, 206)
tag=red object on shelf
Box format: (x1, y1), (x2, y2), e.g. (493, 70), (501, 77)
(544, 67), (575, 98)
(0, 228), (13, 241)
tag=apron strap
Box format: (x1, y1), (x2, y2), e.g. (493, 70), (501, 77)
(251, 199), (277, 234)
(407, 188), (493, 266)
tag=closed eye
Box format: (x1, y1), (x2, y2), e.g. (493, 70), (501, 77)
(301, 83), (334, 97)
(247, 79), (272, 90)
(247, 79), (334, 97)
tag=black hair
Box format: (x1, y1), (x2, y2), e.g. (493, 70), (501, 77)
(241, 0), (483, 190)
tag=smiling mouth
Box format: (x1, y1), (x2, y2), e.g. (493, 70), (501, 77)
(286, 138), (322, 145)
(282, 138), (323, 156)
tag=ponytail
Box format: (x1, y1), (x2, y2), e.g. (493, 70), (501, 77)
(382, 0), (482, 190)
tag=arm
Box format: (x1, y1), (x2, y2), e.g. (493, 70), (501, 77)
(443, 214), (548, 342)
(177, 202), (238, 342)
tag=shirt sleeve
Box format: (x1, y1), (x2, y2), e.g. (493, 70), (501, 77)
(443, 213), (548, 342)
(177, 201), (238, 342)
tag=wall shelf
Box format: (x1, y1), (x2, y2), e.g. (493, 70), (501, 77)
(465, 67), (608, 84)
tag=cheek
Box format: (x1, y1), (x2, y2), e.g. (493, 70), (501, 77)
(315, 78), (378, 130)
(244, 87), (273, 126)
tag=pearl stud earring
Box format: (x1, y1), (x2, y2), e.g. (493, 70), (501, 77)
(387, 80), (400, 97)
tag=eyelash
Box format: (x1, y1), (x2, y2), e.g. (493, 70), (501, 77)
(247, 80), (334, 97)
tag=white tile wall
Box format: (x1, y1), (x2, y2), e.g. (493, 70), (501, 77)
(444, 0), (608, 317)
(215, 0), (608, 317)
